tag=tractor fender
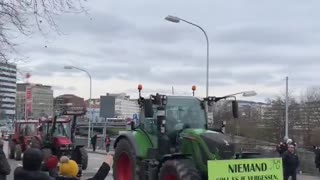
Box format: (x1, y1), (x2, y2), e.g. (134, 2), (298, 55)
(114, 134), (139, 156)
(74, 145), (85, 149)
(160, 153), (191, 164)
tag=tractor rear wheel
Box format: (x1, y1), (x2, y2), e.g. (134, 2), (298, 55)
(71, 147), (88, 170)
(14, 144), (22, 161)
(158, 159), (201, 180)
(113, 139), (139, 180)
(9, 142), (15, 159)
(42, 148), (52, 160)
(79, 147), (88, 170)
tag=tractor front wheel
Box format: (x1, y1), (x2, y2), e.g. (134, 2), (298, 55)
(158, 159), (201, 180)
(113, 139), (138, 180)
(14, 144), (22, 161)
(42, 148), (52, 160)
(30, 137), (41, 149)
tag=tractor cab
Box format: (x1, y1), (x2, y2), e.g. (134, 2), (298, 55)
(39, 117), (72, 156)
(13, 120), (39, 145)
(8, 120), (39, 160)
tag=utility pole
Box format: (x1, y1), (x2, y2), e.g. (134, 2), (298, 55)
(172, 86), (174, 95)
(285, 76), (289, 139)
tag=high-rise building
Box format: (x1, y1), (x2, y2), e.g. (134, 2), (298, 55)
(0, 62), (17, 120)
(16, 83), (53, 119)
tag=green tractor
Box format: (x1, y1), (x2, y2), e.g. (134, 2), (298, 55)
(113, 85), (257, 180)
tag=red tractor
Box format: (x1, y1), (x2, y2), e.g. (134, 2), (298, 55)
(30, 108), (88, 170)
(8, 120), (40, 160)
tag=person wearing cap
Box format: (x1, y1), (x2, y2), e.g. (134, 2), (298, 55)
(41, 155), (59, 177)
(0, 140), (10, 180)
(55, 154), (113, 180)
(282, 144), (299, 180)
(14, 148), (53, 180)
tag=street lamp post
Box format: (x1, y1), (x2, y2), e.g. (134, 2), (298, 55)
(285, 76), (289, 139)
(64, 66), (92, 148)
(165, 15), (210, 97)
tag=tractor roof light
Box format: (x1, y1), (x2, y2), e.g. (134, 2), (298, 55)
(138, 84), (143, 91)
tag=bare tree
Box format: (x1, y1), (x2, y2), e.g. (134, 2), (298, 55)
(0, 0), (87, 62)
(300, 87), (320, 146)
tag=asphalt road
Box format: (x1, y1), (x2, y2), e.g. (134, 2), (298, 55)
(4, 141), (113, 180)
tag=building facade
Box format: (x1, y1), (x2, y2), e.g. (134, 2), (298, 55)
(0, 62), (17, 120)
(16, 83), (53, 119)
(99, 93), (140, 119)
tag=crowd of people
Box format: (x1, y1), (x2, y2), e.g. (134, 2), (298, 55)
(0, 135), (319, 180)
(0, 139), (113, 180)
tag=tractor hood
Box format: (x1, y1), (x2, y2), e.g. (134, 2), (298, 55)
(200, 131), (235, 159)
(182, 129), (235, 160)
(54, 137), (72, 146)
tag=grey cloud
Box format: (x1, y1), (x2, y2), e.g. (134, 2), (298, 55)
(27, 60), (285, 89)
(58, 12), (134, 37)
(135, 26), (198, 44)
(14, 0), (320, 100)
(213, 25), (317, 45)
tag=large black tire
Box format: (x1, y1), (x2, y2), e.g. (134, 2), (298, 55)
(71, 147), (88, 170)
(158, 159), (201, 180)
(42, 148), (52, 160)
(113, 139), (139, 180)
(8, 142), (15, 159)
(79, 147), (88, 170)
(14, 144), (22, 161)
(30, 137), (41, 149)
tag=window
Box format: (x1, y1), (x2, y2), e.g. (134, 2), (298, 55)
(165, 97), (207, 133)
(19, 124), (37, 136)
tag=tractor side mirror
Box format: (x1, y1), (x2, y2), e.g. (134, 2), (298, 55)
(144, 99), (154, 118)
(232, 101), (239, 118)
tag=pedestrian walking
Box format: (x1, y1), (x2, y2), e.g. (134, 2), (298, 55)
(91, 134), (98, 152)
(105, 135), (111, 152)
(14, 148), (53, 180)
(0, 140), (10, 180)
(55, 154), (113, 180)
(313, 146), (320, 171)
(282, 144), (299, 180)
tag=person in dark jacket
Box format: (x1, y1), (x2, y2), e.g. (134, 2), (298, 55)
(0, 140), (10, 180)
(91, 134), (98, 152)
(54, 154), (113, 180)
(314, 146), (320, 171)
(105, 135), (111, 152)
(282, 144), (299, 180)
(14, 148), (53, 180)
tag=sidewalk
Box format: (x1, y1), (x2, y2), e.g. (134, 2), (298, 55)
(299, 174), (319, 180)
(87, 148), (112, 155)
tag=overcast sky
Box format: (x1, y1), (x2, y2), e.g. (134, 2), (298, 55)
(14, 0), (320, 101)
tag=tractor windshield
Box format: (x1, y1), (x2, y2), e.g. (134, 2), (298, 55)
(166, 97), (207, 133)
(19, 124), (37, 136)
(52, 123), (70, 137)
